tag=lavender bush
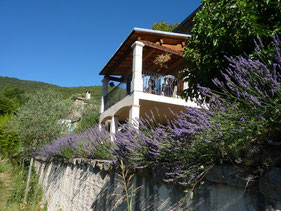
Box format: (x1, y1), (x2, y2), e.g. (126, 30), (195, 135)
(199, 36), (281, 145)
(113, 36), (281, 186)
(113, 112), (167, 168)
(37, 125), (112, 160)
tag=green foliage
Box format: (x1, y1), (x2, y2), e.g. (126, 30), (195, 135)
(58, 142), (113, 160)
(75, 100), (100, 132)
(183, 0), (281, 98)
(0, 87), (25, 115)
(0, 76), (58, 93)
(184, 39), (281, 179)
(5, 160), (47, 210)
(152, 20), (179, 32)
(0, 96), (15, 116)
(0, 158), (13, 208)
(0, 115), (23, 159)
(8, 90), (72, 157)
(0, 78), (102, 161)
(189, 107), (260, 168)
(55, 86), (102, 101)
(93, 143), (114, 160)
(0, 87), (25, 106)
(0, 76), (102, 101)
(0, 87), (25, 159)
(0, 158), (11, 173)
(60, 147), (75, 160)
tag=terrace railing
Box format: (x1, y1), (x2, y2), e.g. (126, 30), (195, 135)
(104, 82), (127, 111)
(103, 74), (183, 111)
(143, 74), (180, 97)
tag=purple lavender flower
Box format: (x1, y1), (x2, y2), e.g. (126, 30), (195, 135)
(37, 125), (112, 159)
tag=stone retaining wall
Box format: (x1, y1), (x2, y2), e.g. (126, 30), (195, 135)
(35, 157), (281, 211)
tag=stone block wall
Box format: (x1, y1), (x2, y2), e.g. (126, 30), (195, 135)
(35, 158), (281, 211)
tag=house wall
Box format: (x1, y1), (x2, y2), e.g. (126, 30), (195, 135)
(35, 157), (281, 211)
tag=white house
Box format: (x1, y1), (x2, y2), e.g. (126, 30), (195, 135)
(99, 27), (198, 134)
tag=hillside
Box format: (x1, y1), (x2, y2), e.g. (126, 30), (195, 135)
(0, 76), (102, 101)
(0, 76), (59, 91)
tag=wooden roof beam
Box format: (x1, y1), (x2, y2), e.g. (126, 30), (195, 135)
(156, 38), (183, 46)
(162, 58), (185, 75)
(106, 76), (126, 82)
(140, 40), (183, 56)
(105, 49), (132, 76)
(143, 49), (156, 62)
(161, 43), (184, 51)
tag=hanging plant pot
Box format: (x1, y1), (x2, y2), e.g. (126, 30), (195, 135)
(153, 53), (171, 70)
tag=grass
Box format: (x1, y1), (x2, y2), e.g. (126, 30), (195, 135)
(0, 157), (47, 211)
(116, 160), (141, 211)
(0, 159), (13, 209)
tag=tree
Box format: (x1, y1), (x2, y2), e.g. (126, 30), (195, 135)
(0, 115), (20, 157)
(152, 20), (179, 32)
(9, 89), (71, 155)
(1, 87), (25, 105)
(182, 0), (281, 99)
(0, 96), (15, 115)
(0, 87), (25, 115)
(0, 87), (25, 159)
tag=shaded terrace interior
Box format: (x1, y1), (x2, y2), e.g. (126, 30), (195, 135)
(100, 28), (190, 111)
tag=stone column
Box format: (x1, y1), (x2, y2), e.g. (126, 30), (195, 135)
(131, 41), (145, 92)
(100, 78), (109, 114)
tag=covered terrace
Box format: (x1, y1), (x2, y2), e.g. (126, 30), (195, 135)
(99, 28), (197, 132)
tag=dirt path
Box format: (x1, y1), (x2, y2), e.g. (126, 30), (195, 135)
(0, 158), (13, 210)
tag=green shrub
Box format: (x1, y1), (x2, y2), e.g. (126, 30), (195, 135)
(0, 115), (23, 160)
(183, 0), (281, 99)
(75, 100), (100, 133)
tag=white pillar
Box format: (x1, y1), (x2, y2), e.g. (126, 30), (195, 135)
(98, 121), (102, 130)
(129, 94), (140, 128)
(100, 78), (109, 114)
(131, 41), (145, 92)
(129, 105), (140, 127)
(110, 116), (119, 134)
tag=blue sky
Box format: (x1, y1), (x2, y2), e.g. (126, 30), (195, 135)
(0, 0), (201, 87)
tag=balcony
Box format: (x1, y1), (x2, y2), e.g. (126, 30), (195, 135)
(103, 74), (183, 112)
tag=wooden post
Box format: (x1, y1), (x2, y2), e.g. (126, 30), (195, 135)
(24, 157), (34, 203)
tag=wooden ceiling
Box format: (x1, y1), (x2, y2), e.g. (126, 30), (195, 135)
(99, 28), (190, 79)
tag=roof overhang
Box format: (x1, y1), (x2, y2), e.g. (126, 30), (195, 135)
(99, 28), (191, 78)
